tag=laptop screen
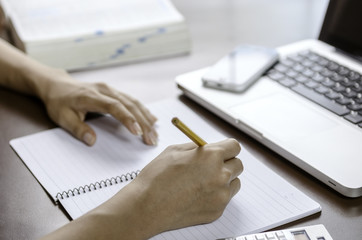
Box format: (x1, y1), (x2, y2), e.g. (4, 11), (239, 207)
(319, 0), (362, 62)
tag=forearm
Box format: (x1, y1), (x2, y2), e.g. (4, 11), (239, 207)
(40, 182), (159, 240)
(0, 38), (69, 101)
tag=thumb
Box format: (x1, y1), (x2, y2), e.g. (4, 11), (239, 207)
(57, 110), (97, 146)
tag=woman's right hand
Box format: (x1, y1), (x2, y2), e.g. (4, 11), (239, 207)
(129, 138), (243, 237)
(41, 139), (243, 240)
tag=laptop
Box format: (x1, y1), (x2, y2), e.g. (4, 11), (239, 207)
(175, 0), (362, 198)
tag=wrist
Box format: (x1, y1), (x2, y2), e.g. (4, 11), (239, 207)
(21, 63), (70, 102)
(90, 181), (167, 240)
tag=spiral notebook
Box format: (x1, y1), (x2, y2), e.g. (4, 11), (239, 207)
(10, 99), (321, 239)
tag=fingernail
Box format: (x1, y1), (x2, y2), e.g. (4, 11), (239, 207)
(130, 122), (143, 136)
(83, 132), (95, 146)
(147, 130), (158, 145)
(150, 115), (158, 122)
(144, 130), (158, 145)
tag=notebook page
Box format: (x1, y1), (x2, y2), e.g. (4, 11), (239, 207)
(59, 180), (131, 219)
(10, 117), (158, 201)
(59, 142), (320, 239)
(54, 99), (321, 239)
(10, 99), (226, 201)
(2, 0), (184, 42)
(151, 147), (320, 239)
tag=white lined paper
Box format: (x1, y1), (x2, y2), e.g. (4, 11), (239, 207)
(10, 99), (321, 239)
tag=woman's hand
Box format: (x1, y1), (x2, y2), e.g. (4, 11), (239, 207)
(0, 39), (158, 146)
(41, 139), (243, 240)
(116, 138), (243, 238)
(39, 70), (158, 146)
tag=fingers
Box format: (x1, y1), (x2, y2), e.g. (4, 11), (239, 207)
(96, 83), (157, 124)
(104, 92), (158, 145)
(208, 139), (243, 198)
(208, 138), (241, 161)
(167, 142), (199, 152)
(56, 109), (97, 146)
(224, 157), (244, 181)
(73, 85), (158, 145)
(229, 178), (241, 198)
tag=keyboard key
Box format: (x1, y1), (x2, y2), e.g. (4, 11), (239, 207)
(347, 103), (362, 111)
(342, 89), (358, 98)
(349, 71), (361, 81)
(340, 78), (355, 87)
(311, 73), (325, 82)
(327, 61), (339, 71)
(255, 234), (266, 240)
(275, 232), (287, 240)
(338, 66), (350, 76)
(315, 85), (330, 94)
(318, 58), (329, 66)
(265, 233), (276, 239)
(279, 78), (297, 87)
(352, 83), (362, 92)
(311, 64), (324, 72)
(286, 69), (299, 78)
(292, 64), (305, 72)
(295, 74), (309, 83)
(330, 73), (344, 82)
(344, 113), (362, 124)
(301, 59), (314, 67)
(268, 71), (285, 81)
(320, 68), (333, 77)
(325, 91), (340, 100)
(321, 78), (335, 87)
(305, 81), (319, 89)
(354, 97), (362, 104)
(288, 54), (304, 63)
(302, 69), (314, 77)
(336, 97), (353, 106)
(280, 58), (294, 67)
(308, 53), (321, 62)
(292, 84), (350, 115)
(332, 84), (346, 93)
(274, 63), (289, 73)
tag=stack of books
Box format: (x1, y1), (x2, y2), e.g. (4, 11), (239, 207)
(1, 0), (191, 70)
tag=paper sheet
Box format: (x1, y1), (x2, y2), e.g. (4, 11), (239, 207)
(10, 99), (321, 239)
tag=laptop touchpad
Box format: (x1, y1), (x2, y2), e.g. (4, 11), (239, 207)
(230, 93), (337, 143)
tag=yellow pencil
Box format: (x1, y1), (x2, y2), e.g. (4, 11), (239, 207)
(171, 117), (207, 146)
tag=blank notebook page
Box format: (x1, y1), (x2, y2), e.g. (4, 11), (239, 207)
(10, 99), (321, 239)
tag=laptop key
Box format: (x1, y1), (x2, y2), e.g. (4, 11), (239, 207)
(291, 84), (350, 116)
(305, 81), (319, 89)
(342, 89), (358, 98)
(315, 85), (329, 94)
(336, 97), (353, 106)
(321, 78), (335, 87)
(325, 91), (340, 100)
(344, 113), (362, 124)
(279, 78), (297, 87)
(347, 103), (362, 111)
(332, 83), (346, 92)
(267, 71), (285, 81)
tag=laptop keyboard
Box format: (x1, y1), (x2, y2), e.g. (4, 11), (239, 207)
(267, 50), (362, 128)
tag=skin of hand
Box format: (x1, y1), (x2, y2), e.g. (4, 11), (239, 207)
(41, 139), (243, 240)
(0, 38), (158, 145)
(39, 72), (158, 146)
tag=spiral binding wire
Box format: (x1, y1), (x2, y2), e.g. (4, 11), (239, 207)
(56, 170), (140, 200)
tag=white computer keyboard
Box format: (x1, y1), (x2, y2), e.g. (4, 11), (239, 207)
(218, 224), (333, 240)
